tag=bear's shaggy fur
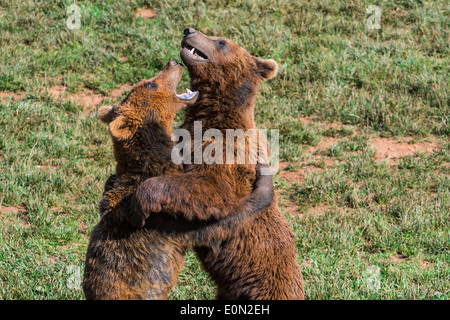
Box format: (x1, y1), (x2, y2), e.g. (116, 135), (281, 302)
(82, 60), (273, 299)
(131, 29), (305, 300)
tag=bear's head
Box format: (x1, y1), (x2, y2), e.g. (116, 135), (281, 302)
(97, 59), (198, 171)
(180, 28), (278, 96)
(98, 59), (198, 141)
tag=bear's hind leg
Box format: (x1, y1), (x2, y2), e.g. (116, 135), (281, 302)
(83, 223), (187, 300)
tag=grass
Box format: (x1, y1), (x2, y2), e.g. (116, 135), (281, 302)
(0, 0), (448, 300)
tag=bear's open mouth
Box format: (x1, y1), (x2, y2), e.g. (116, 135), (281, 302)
(175, 88), (198, 100)
(182, 44), (208, 61)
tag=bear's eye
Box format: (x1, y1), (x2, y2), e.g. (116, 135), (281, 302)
(148, 82), (158, 90)
(217, 40), (226, 47)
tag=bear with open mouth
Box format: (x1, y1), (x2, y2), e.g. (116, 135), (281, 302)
(132, 29), (305, 299)
(82, 59), (273, 299)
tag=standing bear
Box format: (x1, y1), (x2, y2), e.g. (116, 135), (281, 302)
(131, 29), (305, 299)
(83, 59), (274, 299)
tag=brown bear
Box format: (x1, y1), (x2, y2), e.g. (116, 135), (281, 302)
(82, 59), (274, 300)
(131, 29), (305, 299)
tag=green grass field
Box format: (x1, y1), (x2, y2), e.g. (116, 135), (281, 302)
(0, 0), (448, 300)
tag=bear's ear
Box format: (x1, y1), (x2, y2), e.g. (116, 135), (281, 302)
(98, 105), (115, 123)
(109, 116), (133, 140)
(253, 57), (278, 81)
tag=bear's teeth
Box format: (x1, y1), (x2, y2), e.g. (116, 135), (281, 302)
(190, 48), (195, 55)
(186, 88), (192, 94)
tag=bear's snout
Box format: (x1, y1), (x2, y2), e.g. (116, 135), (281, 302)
(183, 27), (196, 38)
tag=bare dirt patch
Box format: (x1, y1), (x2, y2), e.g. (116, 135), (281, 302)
(0, 204), (30, 228)
(135, 9), (157, 19)
(110, 83), (133, 99)
(78, 221), (88, 235)
(278, 168), (305, 184)
(298, 116), (315, 126)
(282, 199), (303, 216)
(0, 204), (27, 214)
(281, 197), (334, 217)
(390, 254), (408, 263)
(0, 91), (23, 102)
(277, 157), (334, 185)
(72, 90), (105, 113)
(372, 137), (439, 162)
(419, 260), (433, 268)
(48, 85), (67, 99)
(48, 83), (135, 113)
(308, 137), (339, 154)
(48, 85), (105, 113)
(305, 205), (330, 216)
(278, 164), (327, 183)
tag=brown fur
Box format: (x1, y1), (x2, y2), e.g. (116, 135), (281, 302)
(82, 60), (274, 299)
(132, 29), (304, 299)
